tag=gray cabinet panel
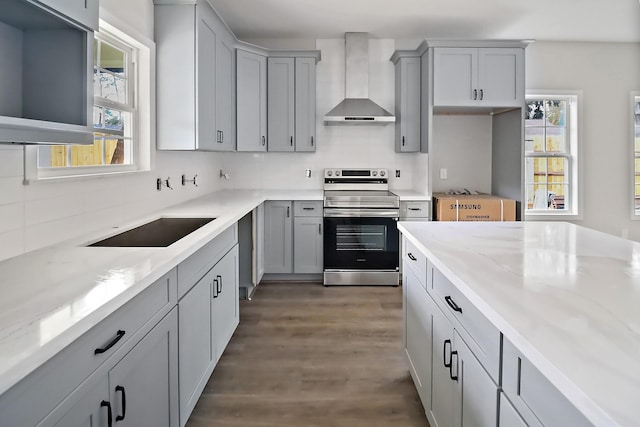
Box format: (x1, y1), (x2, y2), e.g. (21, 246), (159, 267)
(38, 0), (99, 30)
(267, 58), (295, 152)
(108, 308), (179, 427)
(50, 379), (109, 427)
(499, 393), (529, 427)
(430, 297), (456, 427)
(264, 201), (293, 273)
(212, 245), (239, 363)
(237, 50), (267, 152)
(433, 48), (476, 107)
(478, 48), (524, 107)
(215, 36), (235, 150)
(294, 57), (316, 152)
(395, 57), (421, 152)
(196, 9), (217, 151)
(293, 216), (322, 273)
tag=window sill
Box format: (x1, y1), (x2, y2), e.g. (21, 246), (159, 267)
(23, 167), (152, 185)
(525, 211), (582, 221)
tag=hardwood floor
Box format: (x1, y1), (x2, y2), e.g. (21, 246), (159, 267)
(186, 282), (429, 427)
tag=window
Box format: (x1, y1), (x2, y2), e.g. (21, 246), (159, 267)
(25, 18), (152, 182)
(524, 92), (580, 217)
(633, 94), (640, 217)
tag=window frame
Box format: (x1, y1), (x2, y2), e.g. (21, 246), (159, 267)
(631, 92), (640, 219)
(524, 90), (582, 221)
(24, 12), (154, 184)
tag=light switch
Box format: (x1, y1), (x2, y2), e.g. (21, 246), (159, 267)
(440, 168), (448, 179)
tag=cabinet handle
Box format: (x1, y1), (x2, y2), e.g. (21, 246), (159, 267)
(290, 136), (293, 146)
(311, 136), (314, 146)
(221, 131), (224, 143)
(94, 330), (126, 355)
(408, 207), (421, 211)
(479, 89), (484, 100)
(318, 223), (322, 235)
(115, 386), (126, 421)
(213, 279), (219, 299)
(443, 339), (452, 368)
(101, 400), (113, 427)
(407, 253), (417, 261)
(262, 135), (266, 146)
(302, 207), (315, 211)
(445, 295), (463, 313)
(217, 274), (223, 295)
(287, 206), (290, 217)
(449, 350), (459, 381)
(473, 89), (478, 100)
(402, 136), (405, 146)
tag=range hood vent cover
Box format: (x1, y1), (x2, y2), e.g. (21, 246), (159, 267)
(324, 33), (395, 125)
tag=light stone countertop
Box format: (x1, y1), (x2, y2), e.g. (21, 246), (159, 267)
(0, 189), (322, 396)
(392, 190), (431, 201)
(397, 221), (640, 427)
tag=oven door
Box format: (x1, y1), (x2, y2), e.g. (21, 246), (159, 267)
(323, 212), (399, 271)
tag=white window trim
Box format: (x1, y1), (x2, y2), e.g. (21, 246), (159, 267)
(631, 92), (640, 220)
(524, 89), (583, 221)
(23, 10), (155, 184)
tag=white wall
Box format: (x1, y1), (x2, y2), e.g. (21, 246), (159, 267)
(526, 41), (640, 239)
(0, 0), (223, 261)
(217, 38), (425, 191)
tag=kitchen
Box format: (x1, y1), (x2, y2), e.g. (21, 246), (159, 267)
(0, 0), (639, 426)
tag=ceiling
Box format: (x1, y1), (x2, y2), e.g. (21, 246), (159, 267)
(209, 0), (640, 43)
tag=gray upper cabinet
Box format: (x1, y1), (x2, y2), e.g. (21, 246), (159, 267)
(155, 0), (236, 151)
(433, 47), (524, 108)
(264, 201), (293, 273)
(0, 0), (96, 145)
(236, 49), (267, 152)
(393, 56), (421, 152)
(267, 57), (317, 152)
(267, 58), (296, 152)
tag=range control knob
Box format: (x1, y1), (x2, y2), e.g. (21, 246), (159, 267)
(327, 170), (333, 177)
(335, 170), (341, 176)
(380, 170), (386, 177)
(372, 171), (378, 176)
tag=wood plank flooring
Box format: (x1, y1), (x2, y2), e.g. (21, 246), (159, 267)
(186, 282), (429, 427)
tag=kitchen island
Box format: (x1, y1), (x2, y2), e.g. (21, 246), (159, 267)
(398, 221), (640, 427)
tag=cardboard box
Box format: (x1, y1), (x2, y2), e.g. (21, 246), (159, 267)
(433, 193), (516, 221)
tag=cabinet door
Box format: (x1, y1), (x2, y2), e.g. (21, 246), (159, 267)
(499, 393), (528, 427)
(293, 216), (323, 273)
(395, 57), (421, 152)
(433, 48), (477, 107)
(196, 6), (217, 151)
(237, 50), (267, 152)
(178, 271), (214, 425)
(430, 300), (456, 427)
(477, 48), (524, 107)
(212, 245), (240, 363)
(452, 331), (498, 427)
(264, 201), (293, 273)
(404, 267), (432, 410)
(108, 308), (178, 427)
(267, 58), (295, 151)
(49, 379), (109, 427)
(215, 36), (235, 151)
(294, 57), (316, 152)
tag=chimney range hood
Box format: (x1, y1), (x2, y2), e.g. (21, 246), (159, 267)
(324, 33), (395, 125)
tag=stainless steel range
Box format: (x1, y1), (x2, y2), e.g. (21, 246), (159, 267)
(323, 168), (400, 286)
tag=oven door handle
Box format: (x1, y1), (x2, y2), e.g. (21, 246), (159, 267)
(323, 208), (399, 218)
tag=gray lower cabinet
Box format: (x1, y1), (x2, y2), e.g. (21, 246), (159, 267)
(178, 244), (239, 426)
(267, 57), (316, 152)
(236, 49), (267, 152)
(499, 393), (529, 427)
(430, 297), (457, 427)
(44, 308), (179, 427)
(264, 201), (293, 273)
(293, 217), (323, 273)
(393, 56), (421, 152)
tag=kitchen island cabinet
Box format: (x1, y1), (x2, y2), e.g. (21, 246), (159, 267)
(399, 221), (640, 427)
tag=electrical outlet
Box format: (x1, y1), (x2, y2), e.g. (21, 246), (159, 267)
(395, 170), (400, 178)
(440, 168), (448, 179)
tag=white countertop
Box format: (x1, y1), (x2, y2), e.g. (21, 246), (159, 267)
(393, 190), (431, 201)
(397, 221), (640, 427)
(0, 189), (322, 396)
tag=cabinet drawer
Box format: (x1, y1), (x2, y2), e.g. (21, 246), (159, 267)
(502, 338), (592, 427)
(403, 237), (427, 287)
(430, 266), (500, 381)
(293, 201), (323, 217)
(400, 201), (430, 219)
(177, 223), (238, 298)
(0, 269), (177, 427)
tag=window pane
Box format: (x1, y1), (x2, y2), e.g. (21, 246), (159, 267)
(97, 71), (126, 103)
(71, 140), (104, 167)
(99, 41), (125, 76)
(94, 106), (128, 134)
(526, 100), (544, 124)
(548, 185), (568, 210)
(533, 158), (547, 183)
(546, 126), (566, 152)
(547, 157), (567, 184)
(635, 98), (640, 154)
(525, 127), (544, 153)
(38, 145), (67, 168)
(545, 100), (566, 127)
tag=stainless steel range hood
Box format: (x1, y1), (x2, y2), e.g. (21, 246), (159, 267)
(324, 33), (395, 125)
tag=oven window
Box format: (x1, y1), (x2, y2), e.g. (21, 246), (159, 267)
(336, 224), (387, 251)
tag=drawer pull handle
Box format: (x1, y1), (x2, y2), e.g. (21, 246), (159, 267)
(262, 135), (266, 146)
(408, 207), (421, 211)
(95, 330), (126, 355)
(303, 207), (315, 210)
(217, 274), (223, 295)
(213, 279), (219, 299)
(101, 400), (113, 427)
(445, 296), (462, 313)
(443, 339), (452, 368)
(449, 350), (459, 381)
(407, 253), (417, 261)
(115, 385), (126, 421)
